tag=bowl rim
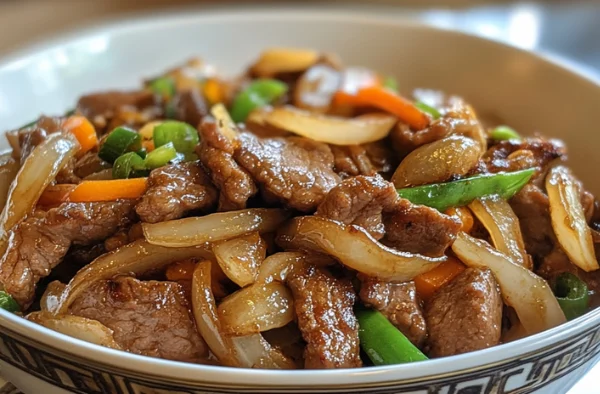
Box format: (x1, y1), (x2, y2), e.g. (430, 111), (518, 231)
(1, 7), (600, 388)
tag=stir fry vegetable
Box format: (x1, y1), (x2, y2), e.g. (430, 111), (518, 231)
(98, 127), (141, 163)
(491, 125), (520, 141)
(414, 101), (441, 119)
(231, 79), (288, 122)
(397, 168), (535, 212)
(112, 152), (146, 179)
(0, 291), (19, 313)
(62, 116), (98, 154)
(68, 179), (148, 202)
(382, 76), (398, 92)
(153, 121), (199, 155)
(414, 258), (466, 301)
(148, 76), (176, 99)
(356, 308), (428, 365)
(552, 273), (590, 321)
(144, 142), (178, 169)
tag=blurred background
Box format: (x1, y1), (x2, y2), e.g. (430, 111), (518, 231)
(0, 0), (598, 393)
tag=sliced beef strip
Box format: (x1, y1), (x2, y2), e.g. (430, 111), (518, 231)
(316, 175), (398, 239)
(104, 223), (144, 252)
(359, 275), (427, 348)
(197, 121), (258, 211)
(330, 140), (397, 179)
(0, 200), (136, 308)
(172, 89), (208, 127)
(382, 198), (461, 257)
(424, 268), (503, 357)
(18, 116), (63, 162)
(73, 151), (111, 179)
(235, 133), (341, 212)
(287, 264), (362, 369)
(478, 138), (566, 174)
(136, 161), (218, 223)
(69, 276), (207, 362)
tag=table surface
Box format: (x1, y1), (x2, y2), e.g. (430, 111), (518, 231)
(0, 1), (598, 393)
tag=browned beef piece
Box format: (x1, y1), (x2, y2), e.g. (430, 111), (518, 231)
(359, 275), (427, 347)
(55, 157), (81, 184)
(73, 151), (111, 179)
(330, 140), (397, 179)
(479, 138), (566, 174)
(18, 116), (63, 162)
(172, 89), (208, 127)
(136, 161), (217, 223)
(424, 268), (502, 357)
(390, 122), (449, 157)
(316, 175), (398, 239)
(69, 276), (207, 362)
(104, 223), (144, 252)
(383, 199), (461, 257)
(197, 121), (258, 211)
(0, 201), (135, 308)
(235, 133), (341, 212)
(287, 264), (362, 369)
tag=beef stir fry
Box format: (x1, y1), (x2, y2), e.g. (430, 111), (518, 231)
(0, 48), (598, 369)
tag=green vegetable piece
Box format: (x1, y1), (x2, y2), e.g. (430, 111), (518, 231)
(230, 79), (288, 122)
(397, 168), (535, 211)
(552, 272), (589, 320)
(112, 152), (146, 179)
(491, 125), (521, 141)
(145, 142), (178, 169)
(415, 101), (441, 119)
(356, 307), (428, 365)
(64, 108), (76, 117)
(164, 101), (178, 119)
(136, 149), (147, 159)
(98, 126), (141, 164)
(148, 76), (176, 99)
(383, 76), (398, 93)
(0, 291), (19, 313)
(153, 121), (199, 154)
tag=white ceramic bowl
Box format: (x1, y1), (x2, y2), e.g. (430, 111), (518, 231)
(0, 9), (599, 394)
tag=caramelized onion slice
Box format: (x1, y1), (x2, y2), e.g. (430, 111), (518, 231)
(56, 240), (212, 313)
(143, 209), (290, 248)
(27, 312), (121, 350)
(191, 260), (239, 367)
(469, 195), (532, 269)
(212, 232), (266, 287)
(452, 232), (566, 335)
(40, 281), (66, 314)
(546, 166), (598, 272)
(257, 252), (305, 283)
(251, 48), (319, 77)
(218, 282), (294, 336)
(0, 133), (79, 246)
(231, 333), (296, 369)
(265, 106), (396, 145)
(278, 216), (444, 281)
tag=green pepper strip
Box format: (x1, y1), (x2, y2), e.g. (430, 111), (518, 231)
(112, 152), (146, 179)
(153, 121), (199, 154)
(0, 291), (19, 313)
(356, 307), (428, 365)
(491, 125), (521, 141)
(383, 76), (399, 93)
(148, 76), (176, 99)
(397, 168), (535, 212)
(98, 127), (141, 164)
(145, 142), (178, 169)
(230, 79), (288, 122)
(552, 273), (589, 320)
(414, 101), (441, 119)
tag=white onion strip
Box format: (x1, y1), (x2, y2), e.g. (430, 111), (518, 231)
(278, 216), (444, 281)
(212, 232), (266, 287)
(546, 166), (599, 272)
(265, 106), (396, 145)
(257, 252), (305, 284)
(469, 195), (532, 270)
(231, 333), (296, 369)
(143, 209), (290, 248)
(218, 282), (294, 336)
(56, 239), (213, 314)
(452, 232), (566, 335)
(27, 312), (122, 350)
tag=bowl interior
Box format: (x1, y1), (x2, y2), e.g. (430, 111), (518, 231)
(0, 9), (599, 388)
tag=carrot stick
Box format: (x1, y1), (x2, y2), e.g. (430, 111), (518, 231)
(63, 116), (98, 154)
(414, 257), (466, 301)
(68, 178), (148, 202)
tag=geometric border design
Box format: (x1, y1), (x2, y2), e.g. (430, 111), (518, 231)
(0, 324), (598, 394)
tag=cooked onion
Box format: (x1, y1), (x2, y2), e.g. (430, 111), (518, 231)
(143, 208), (290, 248)
(251, 48), (319, 77)
(546, 166), (598, 272)
(392, 135), (482, 188)
(265, 106), (396, 145)
(218, 282), (294, 336)
(40, 281), (66, 314)
(211, 103), (238, 142)
(452, 232), (566, 334)
(257, 252), (305, 283)
(0, 133), (79, 250)
(56, 239), (213, 313)
(294, 64), (341, 112)
(278, 216), (444, 281)
(0, 153), (19, 212)
(27, 312), (121, 349)
(191, 260), (239, 366)
(231, 334), (296, 369)
(212, 232), (266, 287)
(5, 131), (20, 159)
(469, 196), (532, 269)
